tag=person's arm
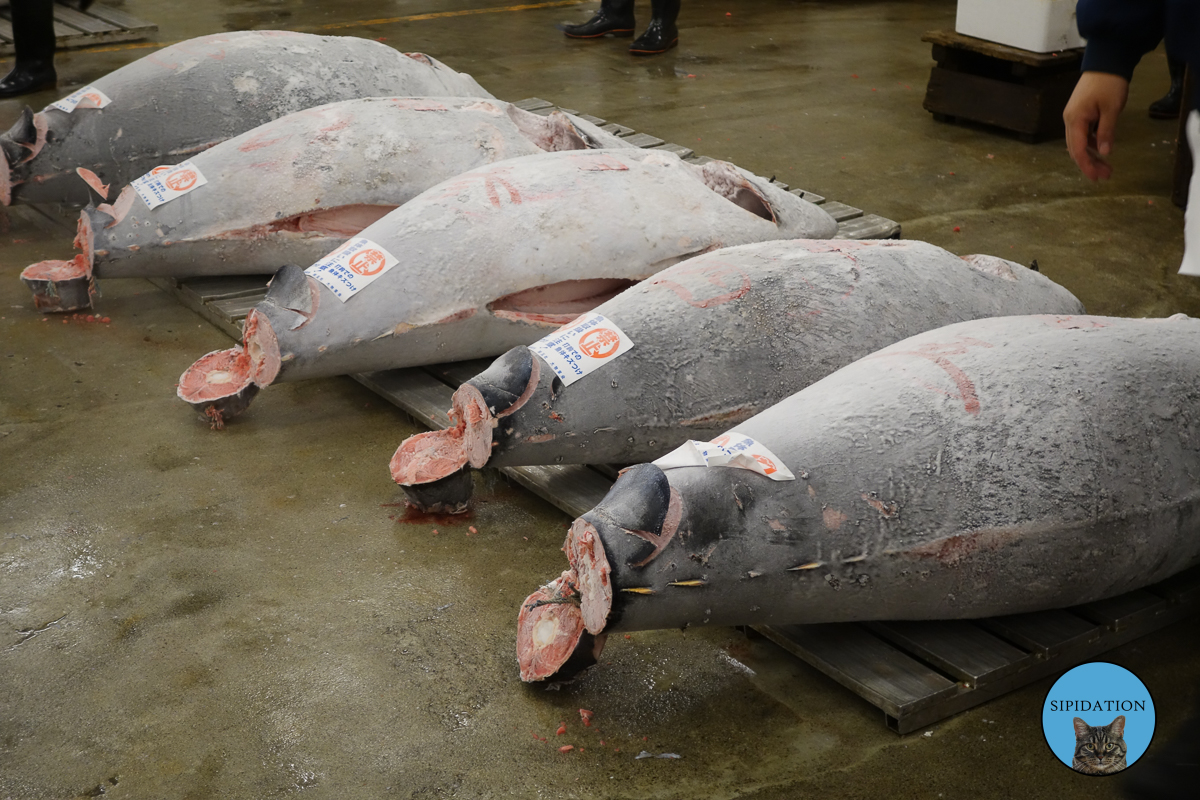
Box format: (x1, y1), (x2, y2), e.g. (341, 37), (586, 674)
(1063, 0), (1166, 180)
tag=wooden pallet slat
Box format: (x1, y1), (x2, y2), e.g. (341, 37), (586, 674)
(980, 609), (1101, 659)
(789, 188), (826, 205)
(513, 98), (554, 112)
(353, 369), (454, 428)
(52, 4), (121, 34)
(835, 213), (901, 240)
(176, 275), (273, 304)
(623, 132), (666, 149)
(653, 142), (695, 160)
(599, 122), (634, 136)
(868, 620), (1034, 688)
(761, 623), (960, 718)
(1073, 590), (1168, 632)
(79, 2), (156, 33)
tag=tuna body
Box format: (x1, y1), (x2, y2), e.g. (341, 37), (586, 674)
(32, 98), (629, 298)
(178, 148), (838, 423)
(0, 31), (492, 206)
(391, 240), (1085, 505)
(518, 314), (1200, 679)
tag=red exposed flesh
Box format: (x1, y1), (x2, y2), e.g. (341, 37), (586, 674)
(219, 204), (397, 240)
(390, 383), (494, 485)
(517, 570), (587, 682)
(177, 347), (254, 403)
(21, 255), (88, 282)
(75, 168), (109, 200)
(489, 278), (638, 326)
(243, 310), (281, 386)
(564, 519), (614, 636)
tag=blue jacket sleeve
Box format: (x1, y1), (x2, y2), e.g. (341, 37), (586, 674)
(1076, 0), (1165, 78)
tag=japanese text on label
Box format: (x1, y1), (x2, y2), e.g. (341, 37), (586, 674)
(51, 85), (113, 113)
(304, 237), (399, 301)
(528, 312), (634, 386)
(131, 162), (208, 210)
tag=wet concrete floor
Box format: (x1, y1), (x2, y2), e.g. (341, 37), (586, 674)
(2, 1), (1199, 798)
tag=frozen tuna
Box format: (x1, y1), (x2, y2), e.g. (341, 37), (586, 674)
(20, 97), (631, 312)
(517, 313), (1200, 681)
(0, 30), (491, 207)
(391, 239), (1084, 512)
(177, 148), (838, 426)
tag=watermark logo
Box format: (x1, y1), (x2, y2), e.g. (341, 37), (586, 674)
(1042, 662), (1155, 776)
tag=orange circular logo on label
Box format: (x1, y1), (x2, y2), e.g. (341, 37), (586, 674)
(711, 435), (732, 448)
(150, 166), (171, 175)
(579, 328), (621, 359)
(165, 169), (198, 192)
(82, 92), (103, 107)
(348, 249), (387, 276)
(752, 454), (777, 475)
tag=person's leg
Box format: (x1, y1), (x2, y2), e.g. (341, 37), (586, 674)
(561, 0), (636, 39)
(629, 0), (679, 56)
(1150, 55), (1186, 119)
(0, 0), (58, 98)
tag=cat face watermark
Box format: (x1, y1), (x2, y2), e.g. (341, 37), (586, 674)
(1042, 662), (1156, 775)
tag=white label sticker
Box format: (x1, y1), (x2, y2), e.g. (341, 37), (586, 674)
(131, 162), (208, 210)
(528, 312), (634, 386)
(304, 237), (399, 301)
(653, 431), (795, 481)
(51, 85), (113, 113)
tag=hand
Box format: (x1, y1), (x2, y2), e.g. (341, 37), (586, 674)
(1063, 71), (1130, 181)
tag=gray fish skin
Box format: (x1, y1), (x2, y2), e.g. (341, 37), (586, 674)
(0, 31), (492, 206)
(392, 240), (1084, 501)
(517, 313), (1200, 679)
(177, 148), (837, 423)
(62, 98), (630, 281)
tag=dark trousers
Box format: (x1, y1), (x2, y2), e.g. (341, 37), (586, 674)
(11, 0), (56, 64)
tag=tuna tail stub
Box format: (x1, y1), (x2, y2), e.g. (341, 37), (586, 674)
(516, 464), (679, 682)
(19, 211), (100, 313)
(176, 309), (281, 428)
(517, 569), (608, 683)
(391, 347), (539, 511)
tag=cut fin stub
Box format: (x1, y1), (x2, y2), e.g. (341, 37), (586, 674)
(20, 212), (99, 312)
(390, 346), (539, 512)
(176, 309), (280, 426)
(695, 160), (777, 223)
(516, 569), (608, 683)
(506, 105), (589, 152)
(397, 466), (475, 514)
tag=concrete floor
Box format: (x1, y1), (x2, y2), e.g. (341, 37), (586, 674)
(2, 1), (1199, 798)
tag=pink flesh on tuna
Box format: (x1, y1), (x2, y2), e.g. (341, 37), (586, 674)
(488, 278), (639, 325)
(516, 570), (589, 682)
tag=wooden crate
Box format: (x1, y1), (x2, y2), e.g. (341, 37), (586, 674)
(0, 2), (156, 56)
(921, 29), (1083, 142)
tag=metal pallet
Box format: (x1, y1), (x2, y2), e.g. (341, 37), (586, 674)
(0, 3), (157, 56)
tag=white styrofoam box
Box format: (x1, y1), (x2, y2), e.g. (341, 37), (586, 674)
(956, 0), (1086, 53)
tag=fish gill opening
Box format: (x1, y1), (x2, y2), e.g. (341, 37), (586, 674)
(696, 160), (777, 223)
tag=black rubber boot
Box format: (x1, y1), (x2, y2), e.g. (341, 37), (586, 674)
(561, 0), (635, 39)
(0, 0), (57, 99)
(630, 0), (680, 55)
(0, 60), (56, 98)
(1149, 56), (1185, 119)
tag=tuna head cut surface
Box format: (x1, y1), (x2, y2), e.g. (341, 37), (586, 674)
(177, 148), (837, 426)
(20, 98), (632, 312)
(0, 30), (493, 207)
(391, 239), (1084, 512)
(517, 313), (1200, 681)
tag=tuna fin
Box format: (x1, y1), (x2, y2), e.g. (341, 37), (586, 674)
(696, 161), (777, 223)
(6, 107), (37, 147)
(506, 105), (589, 152)
(265, 263), (313, 315)
(95, 185), (135, 228)
(264, 263), (317, 330)
(403, 52), (435, 66)
(467, 346), (538, 416)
